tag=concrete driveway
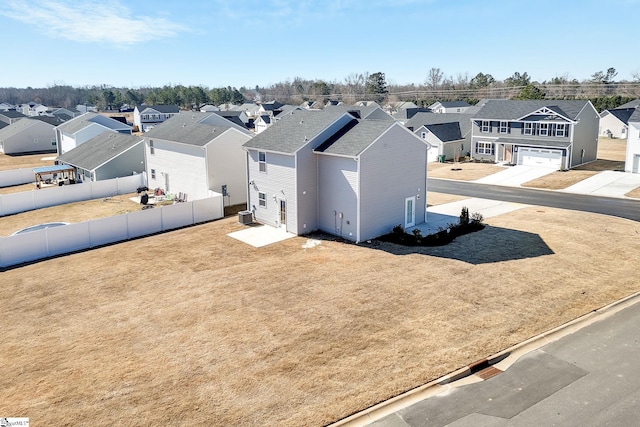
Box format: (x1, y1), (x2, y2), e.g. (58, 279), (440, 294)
(562, 170), (640, 197)
(474, 165), (557, 186)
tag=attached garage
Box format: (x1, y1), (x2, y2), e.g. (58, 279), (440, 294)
(517, 147), (563, 168)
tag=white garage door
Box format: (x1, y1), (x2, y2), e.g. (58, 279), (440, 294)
(518, 148), (562, 168)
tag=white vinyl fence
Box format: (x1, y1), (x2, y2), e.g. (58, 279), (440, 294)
(0, 174), (145, 217)
(0, 168), (36, 187)
(0, 195), (224, 268)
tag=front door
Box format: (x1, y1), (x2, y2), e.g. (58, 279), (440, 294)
(279, 200), (286, 229)
(405, 196), (416, 228)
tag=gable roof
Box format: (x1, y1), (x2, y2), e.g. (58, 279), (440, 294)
(56, 112), (132, 134)
(430, 100), (471, 109)
(405, 112), (474, 138)
(243, 108), (348, 154)
(602, 108), (636, 125)
(471, 100), (590, 121)
(628, 108), (640, 124)
(143, 112), (240, 146)
(137, 104), (180, 114)
(324, 104), (393, 121)
(57, 132), (142, 170)
(0, 110), (27, 119)
(616, 99), (640, 109)
(0, 117), (55, 140)
(314, 119), (397, 157)
(424, 122), (463, 142)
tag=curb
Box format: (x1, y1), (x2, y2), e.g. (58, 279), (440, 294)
(329, 290), (640, 427)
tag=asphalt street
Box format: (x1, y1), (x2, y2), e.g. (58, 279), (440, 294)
(427, 178), (640, 222)
(370, 299), (640, 426)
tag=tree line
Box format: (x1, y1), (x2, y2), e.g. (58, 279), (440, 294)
(1, 67), (639, 112)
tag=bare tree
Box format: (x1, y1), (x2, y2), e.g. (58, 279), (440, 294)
(426, 67), (444, 89)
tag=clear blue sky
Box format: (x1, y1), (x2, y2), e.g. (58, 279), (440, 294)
(1, 0), (638, 89)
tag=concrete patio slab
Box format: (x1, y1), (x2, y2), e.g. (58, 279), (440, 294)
(227, 224), (296, 248)
(474, 165), (557, 186)
(562, 170), (640, 197)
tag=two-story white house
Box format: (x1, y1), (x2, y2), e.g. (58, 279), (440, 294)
(243, 109), (429, 243)
(143, 111), (253, 204)
(133, 105), (180, 132)
(54, 112), (133, 155)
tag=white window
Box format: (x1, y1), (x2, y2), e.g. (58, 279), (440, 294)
(539, 123), (549, 136)
(555, 123), (566, 137)
(476, 142), (494, 155)
(258, 191), (266, 207)
(149, 140), (154, 155)
(524, 123), (533, 135)
(151, 168), (156, 179)
(258, 151), (266, 172)
(481, 120), (490, 133)
(499, 121), (508, 134)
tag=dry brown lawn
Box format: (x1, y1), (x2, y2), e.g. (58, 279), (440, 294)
(428, 161), (503, 180)
(0, 193), (143, 236)
(2, 205), (640, 426)
(0, 153), (55, 171)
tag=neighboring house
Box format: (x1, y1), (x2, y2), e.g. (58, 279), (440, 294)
(232, 102), (261, 118)
(55, 112), (132, 155)
(50, 107), (80, 122)
(429, 101), (471, 114)
(16, 102), (49, 116)
(258, 101), (284, 116)
(243, 109), (429, 243)
(133, 104), (180, 132)
(406, 112), (474, 162)
(212, 110), (249, 127)
(599, 108), (636, 139)
(76, 104), (97, 113)
(353, 101), (381, 108)
(624, 109), (640, 172)
(0, 102), (14, 111)
(391, 107), (432, 124)
(200, 104), (220, 112)
(325, 104), (394, 121)
(56, 132), (145, 182)
(300, 100), (323, 109)
(143, 112), (253, 204)
(254, 114), (271, 134)
(470, 100), (600, 169)
(0, 110), (27, 126)
(0, 117), (57, 154)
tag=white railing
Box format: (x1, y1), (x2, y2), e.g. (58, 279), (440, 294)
(0, 174), (146, 217)
(0, 195), (224, 268)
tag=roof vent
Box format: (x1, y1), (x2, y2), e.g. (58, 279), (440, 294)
(300, 119), (304, 124)
(182, 123), (186, 127)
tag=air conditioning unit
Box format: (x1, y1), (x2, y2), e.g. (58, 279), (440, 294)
(238, 210), (253, 225)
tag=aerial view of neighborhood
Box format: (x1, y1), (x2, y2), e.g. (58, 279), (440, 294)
(2, 1), (640, 426)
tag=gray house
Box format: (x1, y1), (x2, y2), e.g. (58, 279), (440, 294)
(0, 117), (57, 154)
(243, 109), (428, 243)
(56, 132), (145, 182)
(406, 112), (475, 162)
(470, 100), (599, 169)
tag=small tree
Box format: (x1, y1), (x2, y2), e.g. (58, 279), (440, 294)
(459, 206), (469, 225)
(516, 84), (546, 100)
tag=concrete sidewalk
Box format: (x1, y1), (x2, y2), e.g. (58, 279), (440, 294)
(474, 165), (557, 186)
(561, 170), (640, 197)
(227, 224), (295, 247)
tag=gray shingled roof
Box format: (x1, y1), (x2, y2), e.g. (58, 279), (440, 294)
(604, 108), (636, 125)
(56, 112), (131, 134)
(425, 122), (463, 142)
(0, 117), (54, 139)
(405, 112), (473, 137)
(616, 99), (640, 109)
(432, 101), (471, 108)
(628, 109), (640, 123)
(471, 100), (590, 121)
(138, 104), (180, 114)
(324, 104), (393, 121)
(314, 119), (396, 157)
(243, 108), (348, 153)
(57, 132), (142, 170)
(0, 110), (27, 119)
(143, 112), (234, 146)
